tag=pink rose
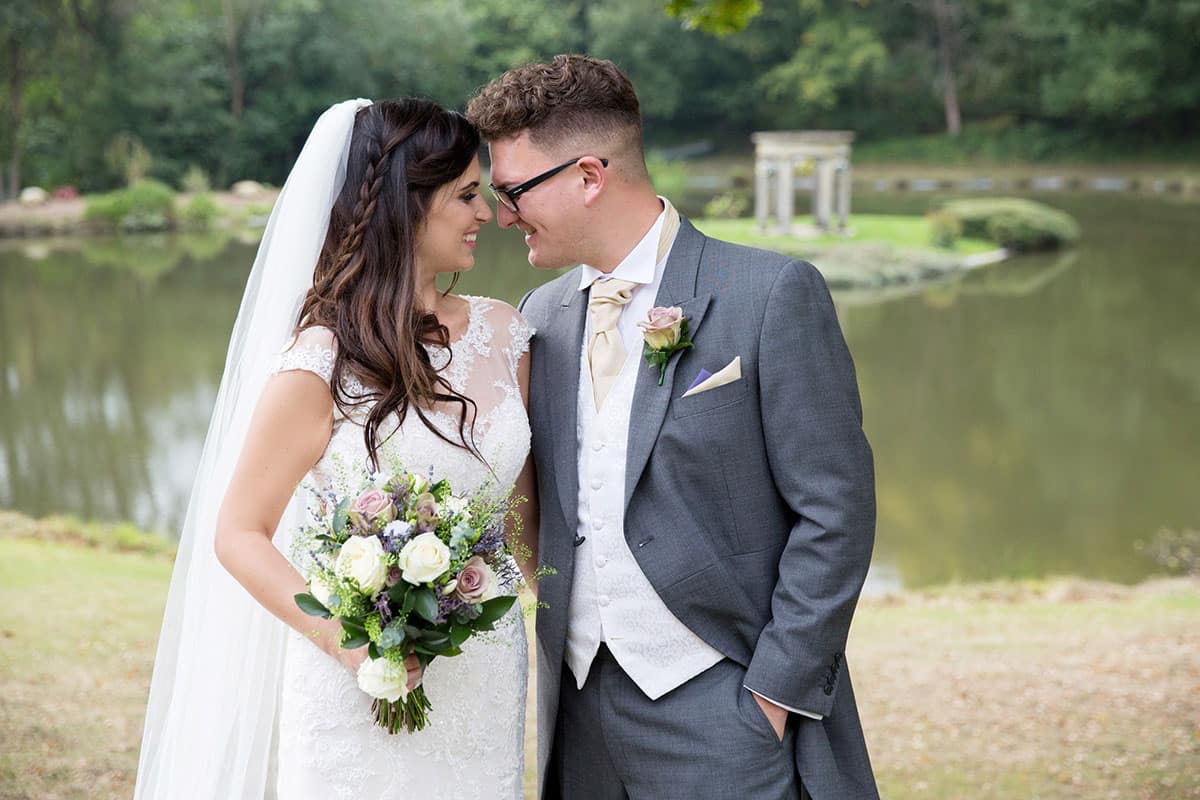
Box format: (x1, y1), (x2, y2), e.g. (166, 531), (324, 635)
(454, 556), (498, 604)
(638, 306), (684, 350)
(349, 488), (395, 529)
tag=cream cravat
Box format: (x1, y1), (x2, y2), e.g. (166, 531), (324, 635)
(588, 277), (637, 410)
(586, 199), (681, 410)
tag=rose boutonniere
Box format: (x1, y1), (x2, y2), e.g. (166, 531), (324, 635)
(638, 306), (693, 386)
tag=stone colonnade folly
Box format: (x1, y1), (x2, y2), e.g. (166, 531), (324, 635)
(752, 131), (855, 235)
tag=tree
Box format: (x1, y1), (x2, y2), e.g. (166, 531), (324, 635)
(0, 1), (61, 197)
(665, 0), (763, 35)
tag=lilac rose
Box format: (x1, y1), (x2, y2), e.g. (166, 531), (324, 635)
(454, 556), (499, 604)
(349, 487), (396, 530)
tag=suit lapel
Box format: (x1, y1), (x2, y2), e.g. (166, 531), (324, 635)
(623, 219), (710, 509)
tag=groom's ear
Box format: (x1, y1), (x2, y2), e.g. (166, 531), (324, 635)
(579, 156), (606, 208)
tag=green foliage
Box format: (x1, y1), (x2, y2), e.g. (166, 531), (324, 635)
(703, 190), (750, 219)
(937, 198), (1081, 251)
(645, 157), (690, 205)
(105, 134), (154, 186)
(0, 509), (173, 559)
(665, 0), (763, 35)
(926, 209), (963, 249)
(180, 165), (212, 193)
(5, 0), (1199, 194)
(85, 180), (177, 232)
(182, 193), (220, 229)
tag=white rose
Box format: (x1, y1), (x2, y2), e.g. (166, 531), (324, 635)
(397, 532), (451, 585)
(334, 535), (388, 594)
(309, 572), (337, 609)
(356, 656), (410, 702)
(443, 494), (468, 515)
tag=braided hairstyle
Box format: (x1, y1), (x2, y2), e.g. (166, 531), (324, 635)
(297, 98), (483, 470)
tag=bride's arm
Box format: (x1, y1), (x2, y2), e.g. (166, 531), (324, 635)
(510, 347), (540, 592)
(213, 371), (364, 672)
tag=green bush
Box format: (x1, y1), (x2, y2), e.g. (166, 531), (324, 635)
(646, 157), (690, 205)
(926, 209), (963, 249)
(84, 179), (177, 232)
(937, 198), (1080, 251)
(180, 164), (211, 194)
(182, 192), (220, 229)
(703, 191), (750, 219)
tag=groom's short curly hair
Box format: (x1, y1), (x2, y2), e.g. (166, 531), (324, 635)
(467, 55), (644, 162)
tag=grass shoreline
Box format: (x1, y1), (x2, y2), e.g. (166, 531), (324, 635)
(2, 514), (1197, 799)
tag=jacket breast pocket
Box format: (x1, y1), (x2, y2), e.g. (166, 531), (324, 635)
(671, 377), (747, 419)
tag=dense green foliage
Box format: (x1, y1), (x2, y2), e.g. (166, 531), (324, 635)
(2, 0), (1197, 197)
(935, 198), (1081, 251)
(84, 179), (178, 232)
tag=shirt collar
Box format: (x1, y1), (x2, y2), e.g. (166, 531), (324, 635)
(578, 197), (669, 291)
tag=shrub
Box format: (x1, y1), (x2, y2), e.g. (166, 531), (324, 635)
(703, 191), (749, 219)
(84, 179), (177, 232)
(937, 198), (1080, 251)
(926, 209), (962, 249)
(180, 164), (212, 194)
(105, 133), (153, 185)
(182, 192), (220, 229)
(646, 156), (690, 205)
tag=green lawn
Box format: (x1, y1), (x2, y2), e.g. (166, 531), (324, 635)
(694, 214), (996, 257)
(2, 517), (1198, 800)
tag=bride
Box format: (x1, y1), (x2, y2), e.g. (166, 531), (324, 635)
(135, 98), (537, 798)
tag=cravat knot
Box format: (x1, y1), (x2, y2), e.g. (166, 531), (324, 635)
(588, 277), (638, 410)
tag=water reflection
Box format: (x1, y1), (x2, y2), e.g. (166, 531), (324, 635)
(1, 194), (1196, 591)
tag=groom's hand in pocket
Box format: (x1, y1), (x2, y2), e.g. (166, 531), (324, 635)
(753, 694), (789, 741)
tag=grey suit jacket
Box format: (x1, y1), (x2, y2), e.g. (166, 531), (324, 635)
(520, 218), (879, 800)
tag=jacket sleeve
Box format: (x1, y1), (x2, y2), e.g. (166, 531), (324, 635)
(742, 259), (876, 717)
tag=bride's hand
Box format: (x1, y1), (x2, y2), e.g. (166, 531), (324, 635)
(403, 653), (423, 690)
(335, 643), (422, 689)
(336, 644), (369, 674)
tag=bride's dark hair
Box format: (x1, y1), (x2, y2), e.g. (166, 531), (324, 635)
(297, 98), (482, 469)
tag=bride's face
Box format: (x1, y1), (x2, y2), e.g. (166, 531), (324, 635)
(414, 155), (492, 276)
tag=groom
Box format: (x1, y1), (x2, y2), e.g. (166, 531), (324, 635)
(469, 56), (878, 800)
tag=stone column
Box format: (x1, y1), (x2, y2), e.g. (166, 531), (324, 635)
(775, 157), (794, 234)
(755, 157), (771, 231)
(816, 159), (836, 231)
(837, 160), (851, 232)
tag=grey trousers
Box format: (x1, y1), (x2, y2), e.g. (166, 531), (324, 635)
(552, 646), (809, 800)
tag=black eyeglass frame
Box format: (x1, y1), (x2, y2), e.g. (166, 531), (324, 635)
(489, 157), (609, 213)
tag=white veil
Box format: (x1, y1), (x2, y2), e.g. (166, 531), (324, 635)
(134, 98), (373, 799)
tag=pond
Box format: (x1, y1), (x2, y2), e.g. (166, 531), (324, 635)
(1, 193), (1196, 592)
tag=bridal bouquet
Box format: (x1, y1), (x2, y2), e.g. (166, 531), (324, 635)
(293, 464), (519, 733)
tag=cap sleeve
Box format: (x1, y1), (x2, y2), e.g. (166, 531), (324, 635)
(272, 326), (336, 383)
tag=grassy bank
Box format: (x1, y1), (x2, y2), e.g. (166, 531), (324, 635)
(693, 215), (1001, 290)
(1, 515), (1197, 799)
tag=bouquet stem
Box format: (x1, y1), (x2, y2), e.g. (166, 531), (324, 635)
(373, 686), (433, 733)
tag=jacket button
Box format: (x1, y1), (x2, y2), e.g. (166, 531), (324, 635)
(823, 685), (833, 695)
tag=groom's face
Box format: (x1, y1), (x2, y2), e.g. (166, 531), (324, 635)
(488, 133), (586, 270)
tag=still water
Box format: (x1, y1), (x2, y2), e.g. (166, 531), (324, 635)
(1, 194), (1196, 591)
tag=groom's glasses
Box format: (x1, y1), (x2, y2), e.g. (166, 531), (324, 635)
(489, 157), (609, 213)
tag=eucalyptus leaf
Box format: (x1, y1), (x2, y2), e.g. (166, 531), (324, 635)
(474, 595), (516, 627)
(332, 496), (352, 535)
(449, 624), (471, 648)
(294, 593), (331, 619)
(412, 588), (439, 623)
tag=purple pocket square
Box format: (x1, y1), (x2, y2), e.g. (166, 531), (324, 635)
(686, 368), (713, 393)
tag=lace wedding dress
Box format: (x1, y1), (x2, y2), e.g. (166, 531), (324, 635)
(270, 296), (532, 799)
